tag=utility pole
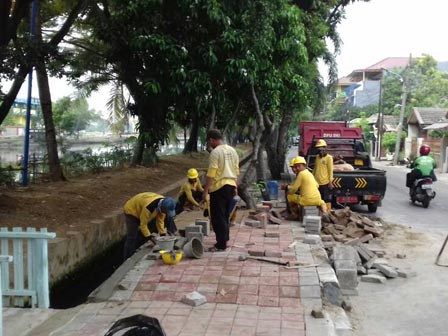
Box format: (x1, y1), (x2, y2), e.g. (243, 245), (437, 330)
(392, 54), (412, 166)
(23, 0), (37, 186)
(376, 77), (384, 161)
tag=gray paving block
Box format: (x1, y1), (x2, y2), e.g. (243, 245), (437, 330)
(304, 234), (322, 245)
(304, 312), (337, 336)
(185, 225), (202, 234)
(374, 263), (398, 278)
(333, 246), (357, 261)
(304, 215), (322, 224)
(186, 231), (204, 242)
(321, 277), (342, 306)
(300, 275), (320, 286)
(341, 288), (359, 296)
(329, 306), (352, 336)
(354, 245), (372, 262)
(195, 219), (210, 236)
(334, 260), (358, 289)
(300, 285), (321, 298)
(181, 291), (207, 306)
(361, 274), (386, 283)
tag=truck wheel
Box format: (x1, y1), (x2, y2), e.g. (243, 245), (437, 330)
(368, 204), (378, 213)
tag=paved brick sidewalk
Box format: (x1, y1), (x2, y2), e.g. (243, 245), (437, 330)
(48, 210), (308, 336)
(5, 208), (316, 336)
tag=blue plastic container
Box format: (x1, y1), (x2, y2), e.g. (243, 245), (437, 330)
(267, 180), (279, 200)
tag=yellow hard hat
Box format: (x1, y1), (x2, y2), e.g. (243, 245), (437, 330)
(294, 156), (306, 165)
(289, 158), (296, 167)
(187, 168), (199, 179)
(315, 139), (327, 148)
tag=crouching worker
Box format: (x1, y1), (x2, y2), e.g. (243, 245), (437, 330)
(285, 156), (327, 220)
(176, 168), (204, 214)
(123, 192), (177, 260)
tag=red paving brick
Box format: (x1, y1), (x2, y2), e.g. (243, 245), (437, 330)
(123, 212), (308, 336)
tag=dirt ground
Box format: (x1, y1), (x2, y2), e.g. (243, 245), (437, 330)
(0, 151), (211, 238)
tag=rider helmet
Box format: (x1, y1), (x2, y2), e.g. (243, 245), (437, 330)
(419, 144), (431, 156)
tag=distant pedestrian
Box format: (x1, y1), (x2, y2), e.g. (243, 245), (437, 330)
(123, 192), (176, 259)
(203, 129), (239, 252)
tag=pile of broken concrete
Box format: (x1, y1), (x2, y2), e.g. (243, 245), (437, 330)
(321, 207), (384, 247)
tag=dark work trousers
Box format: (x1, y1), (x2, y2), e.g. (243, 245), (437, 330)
(123, 214), (144, 260)
(175, 190), (202, 215)
(210, 185), (235, 249)
(318, 184), (332, 203)
(124, 214), (177, 260)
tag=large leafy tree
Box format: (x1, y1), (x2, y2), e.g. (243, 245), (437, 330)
(0, 0), (89, 181)
(53, 96), (101, 135)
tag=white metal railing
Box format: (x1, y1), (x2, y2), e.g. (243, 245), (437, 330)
(0, 227), (56, 308)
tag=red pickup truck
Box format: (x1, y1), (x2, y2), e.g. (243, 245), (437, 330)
(299, 121), (387, 212)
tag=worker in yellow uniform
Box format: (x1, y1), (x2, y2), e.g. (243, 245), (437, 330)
(123, 192), (177, 260)
(203, 129), (239, 252)
(281, 157), (301, 217)
(313, 139), (334, 211)
(175, 168), (204, 214)
(286, 156), (327, 220)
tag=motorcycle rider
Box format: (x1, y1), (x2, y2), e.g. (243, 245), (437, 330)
(406, 144), (437, 189)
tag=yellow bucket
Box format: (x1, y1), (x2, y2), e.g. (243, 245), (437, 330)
(160, 250), (183, 265)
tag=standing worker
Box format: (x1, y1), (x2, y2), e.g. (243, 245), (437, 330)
(286, 156), (327, 219)
(203, 129), (239, 252)
(313, 139), (334, 211)
(176, 168), (204, 214)
(123, 192), (177, 260)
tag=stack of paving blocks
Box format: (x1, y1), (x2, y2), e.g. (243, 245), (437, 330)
(195, 219), (210, 236)
(303, 215), (322, 235)
(185, 224), (203, 242)
(332, 246), (359, 295)
(303, 206), (320, 217)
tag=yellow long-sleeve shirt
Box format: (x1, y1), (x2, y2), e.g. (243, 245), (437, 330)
(207, 144), (239, 193)
(178, 180), (204, 207)
(288, 169), (324, 206)
(123, 192), (166, 237)
(313, 154), (333, 185)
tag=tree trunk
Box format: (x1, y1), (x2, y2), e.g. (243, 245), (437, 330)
(238, 85), (267, 208)
(183, 110), (199, 153)
(223, 100), (241, 143)
(208, 101), (216, 130)
(131, 132), (145, 166)
(35, 8), (65, 181)
(35, 59), (65, 181)
(265, 106), (294, 179)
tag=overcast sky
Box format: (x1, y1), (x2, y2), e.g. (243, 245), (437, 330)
(11, 0), (448, 115)
(330, 0), (448, 80)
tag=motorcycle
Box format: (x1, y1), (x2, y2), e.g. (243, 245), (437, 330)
(409, 176), (436, 208)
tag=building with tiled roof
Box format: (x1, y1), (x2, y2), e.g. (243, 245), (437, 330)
(407, 107), (448, 138)
(332, 57), (410, 108)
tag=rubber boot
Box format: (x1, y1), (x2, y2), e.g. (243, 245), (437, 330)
(285, 204), (300, 221)
(320, 203), (330, 222)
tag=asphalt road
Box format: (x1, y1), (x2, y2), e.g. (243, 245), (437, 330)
(371, 161), (448, 230)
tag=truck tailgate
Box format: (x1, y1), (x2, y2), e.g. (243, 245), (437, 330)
(332, 169), (387, 196)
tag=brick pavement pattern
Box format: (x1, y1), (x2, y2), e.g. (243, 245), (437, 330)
(23, 213), (308, 336)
